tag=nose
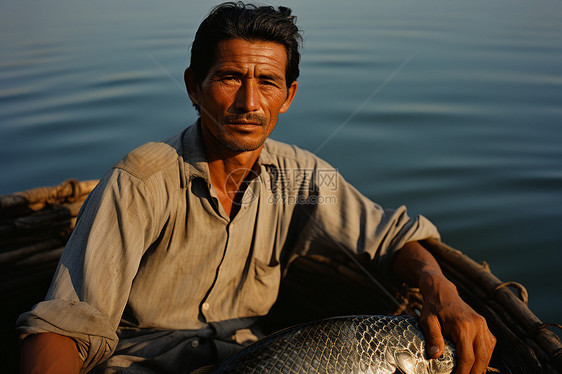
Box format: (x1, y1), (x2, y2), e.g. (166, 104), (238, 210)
(233, 79), (260, 113)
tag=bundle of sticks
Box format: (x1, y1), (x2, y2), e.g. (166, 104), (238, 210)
(0, 179), (98, 294)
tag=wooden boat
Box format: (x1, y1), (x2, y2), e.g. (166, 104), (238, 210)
(1, 179), (561, 373)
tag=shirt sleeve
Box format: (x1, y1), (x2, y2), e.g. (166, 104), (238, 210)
(293, 155), (440, 279)
(16, 168), (157, 372)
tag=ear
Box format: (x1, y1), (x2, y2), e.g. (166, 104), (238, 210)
(184, 67), (201, 107)
(279, 80), (298, 114)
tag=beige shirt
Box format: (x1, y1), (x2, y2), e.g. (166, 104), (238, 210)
(17, 122), (439, 372)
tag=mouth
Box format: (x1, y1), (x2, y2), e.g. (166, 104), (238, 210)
(225, 121), (262, 126)
(223, 122), (264, 135)
(222, 114), (267, 128)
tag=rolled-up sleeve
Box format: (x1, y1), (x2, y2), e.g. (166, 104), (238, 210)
(16, 300), (118, 372)
(16, 168), (156, 372)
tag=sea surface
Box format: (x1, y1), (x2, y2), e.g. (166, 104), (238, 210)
(1, 0), (561, 329)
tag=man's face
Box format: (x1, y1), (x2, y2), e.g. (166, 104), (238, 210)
(188, 39), (297, 152)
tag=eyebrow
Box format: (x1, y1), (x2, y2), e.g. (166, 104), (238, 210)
(213, 68), (244, 77)
(259, 72), (285, 82)
(213, 67), (285, 82)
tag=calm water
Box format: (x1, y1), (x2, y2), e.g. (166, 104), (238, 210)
(1, 0), (561, 327)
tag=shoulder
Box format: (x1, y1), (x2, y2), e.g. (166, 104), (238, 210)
(113, 131), (184, 182)
(263, 138), (328, 169)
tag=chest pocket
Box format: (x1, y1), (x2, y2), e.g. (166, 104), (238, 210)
(240, 255), (282, 316)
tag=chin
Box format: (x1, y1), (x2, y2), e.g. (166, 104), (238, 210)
(219, 128), (269, 152)
(222, 138), (264, 152)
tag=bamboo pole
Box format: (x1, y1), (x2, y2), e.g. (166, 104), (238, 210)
(0, 179), (98, 211)
(0, 238), (64, 266)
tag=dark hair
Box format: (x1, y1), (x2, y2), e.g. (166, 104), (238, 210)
(190, 2), (302, 88)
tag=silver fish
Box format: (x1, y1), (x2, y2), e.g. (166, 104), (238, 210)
(212, 315), (455, 374)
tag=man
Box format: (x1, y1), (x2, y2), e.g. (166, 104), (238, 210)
(18, 3), (495, 373)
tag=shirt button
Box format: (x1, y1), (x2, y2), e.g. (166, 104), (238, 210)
(192, 339), (199, 348)
(202, 302), (210, 311)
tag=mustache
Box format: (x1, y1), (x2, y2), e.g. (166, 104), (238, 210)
(222, 114), (267, 126)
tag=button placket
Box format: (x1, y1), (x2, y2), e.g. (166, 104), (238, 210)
(202, 189), (259, 321)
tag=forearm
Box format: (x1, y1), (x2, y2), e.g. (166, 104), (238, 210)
(392, 241), (496, 374)
(20, 332), (82, 374)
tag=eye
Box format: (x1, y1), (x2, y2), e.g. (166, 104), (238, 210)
(261, 79), (279, 87)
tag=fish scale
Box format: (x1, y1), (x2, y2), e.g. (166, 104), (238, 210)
(212, 315), (456, 374)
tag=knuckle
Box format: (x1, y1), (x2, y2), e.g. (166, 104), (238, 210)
(470, 314), (486, 327)
(457, 319), (473, 334)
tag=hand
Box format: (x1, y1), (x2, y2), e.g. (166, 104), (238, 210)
(419, 271), (496, 374)
(392, 242), (496, 374)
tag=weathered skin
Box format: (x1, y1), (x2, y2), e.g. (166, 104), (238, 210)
(213, 315), (456, 374)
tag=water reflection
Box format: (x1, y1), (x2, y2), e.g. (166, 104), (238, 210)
(1, 0), (561, 326)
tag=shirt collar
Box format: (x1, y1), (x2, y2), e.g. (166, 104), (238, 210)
(258, 139), (277, 167)
(180, 119), (278, 186)
(181, 120), (210, 183)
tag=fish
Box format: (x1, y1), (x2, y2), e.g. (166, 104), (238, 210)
(211, 315), (456, 374)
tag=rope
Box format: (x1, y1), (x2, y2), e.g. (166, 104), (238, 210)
(57, 179), (81, 204)
(494, 281), (529, 305)
(534, 322), (562, 337)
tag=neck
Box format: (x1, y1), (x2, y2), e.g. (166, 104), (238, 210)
(201, 125), (263, 218)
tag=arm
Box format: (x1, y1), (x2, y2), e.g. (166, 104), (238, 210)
(16, 170), (155, 371)
(393, 241), (496, 374)
(20, 333), (82, 374)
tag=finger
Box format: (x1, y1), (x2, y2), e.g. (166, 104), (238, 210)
(452, 332), (475, 374)
(420, 312), (445, 359)
(469, 330), (496, 374)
